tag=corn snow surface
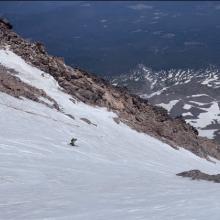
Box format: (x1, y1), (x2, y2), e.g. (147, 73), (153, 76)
(1, 49), (220, 219)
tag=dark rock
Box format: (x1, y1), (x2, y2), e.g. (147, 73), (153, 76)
(0, 18), (13, 29)
(177, 169), (220, 183)
(35, 42), (46, 54)
(80, 118), (97, 126)
(113, 117), (120, 124)
(65, 114), (75, 120)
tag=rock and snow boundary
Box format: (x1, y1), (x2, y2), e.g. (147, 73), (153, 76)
(0, 47), (220, 220)
(1, 19), (220, 219)
(1, 20), (220, 160)
(112, 64), (220, 141)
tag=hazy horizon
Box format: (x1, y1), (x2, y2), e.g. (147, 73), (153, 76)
(1, 1), (220, 76)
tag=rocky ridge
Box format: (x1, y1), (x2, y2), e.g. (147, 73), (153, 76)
(1, 19), (220, 160)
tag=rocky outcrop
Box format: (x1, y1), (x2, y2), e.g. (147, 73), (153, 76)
(177, 170), (220, 183)
(1, 19), (220, 160)
(0, 64), (59, 110)
(0, 18), (12, 30)
(80, 118), (97, 126)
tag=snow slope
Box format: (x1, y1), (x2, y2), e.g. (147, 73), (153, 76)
(1, 49), (220, 219)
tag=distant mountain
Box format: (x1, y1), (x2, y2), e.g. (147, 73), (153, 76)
(112, 64), (220, 141)
(1, 1), (220, 76)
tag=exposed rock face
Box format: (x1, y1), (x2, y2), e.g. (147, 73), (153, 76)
(0, 64), (59, 110)
(1, 19), (220, 160)
(177, 170), (220, 183)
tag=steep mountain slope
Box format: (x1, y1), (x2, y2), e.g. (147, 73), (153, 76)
(1, 19), (220, 160)
(1, 42), (220, 220)
(112, 64), (220, 141)
(1, 19), (220, 219)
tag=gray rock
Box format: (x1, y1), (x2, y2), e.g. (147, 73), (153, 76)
(177, 170), (220, 183)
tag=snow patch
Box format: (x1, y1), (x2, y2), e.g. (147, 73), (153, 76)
(199, 129), (218, 139)
(182, 112), (193, 117)
(157, 100), (179, 112)
(183, 104), (192, 110)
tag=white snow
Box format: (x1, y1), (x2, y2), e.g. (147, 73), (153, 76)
(190, 94), (209, 98)
(184, 101), (220, 139)
(199, 129), (218, 139)
(38, 96), (55, 106)
(189, 102), (220, 128)
(201, 75), (218, 85)
(189, 100), (209, 106)
(157, 99), (179, 112)
(1, 48), (220, 219)
(182, 112), (193, 117)
(141, 87), (168, 99)
(183, 104), (192, 110)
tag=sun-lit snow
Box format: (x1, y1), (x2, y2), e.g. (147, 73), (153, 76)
(189, 102), (220, 128)
(189, 100), (209, 106)
(1, 48), (220, 219)
(157, 99), (179, 112)
(140, 87), (168, 98)
(183, 104), (192, 110)
(183, 101), (220, 139)
(38, 96), (55, 106)
(199, 129), (218, 139)
(189, 94), (209, 98)
(182, 112), (193, 117)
